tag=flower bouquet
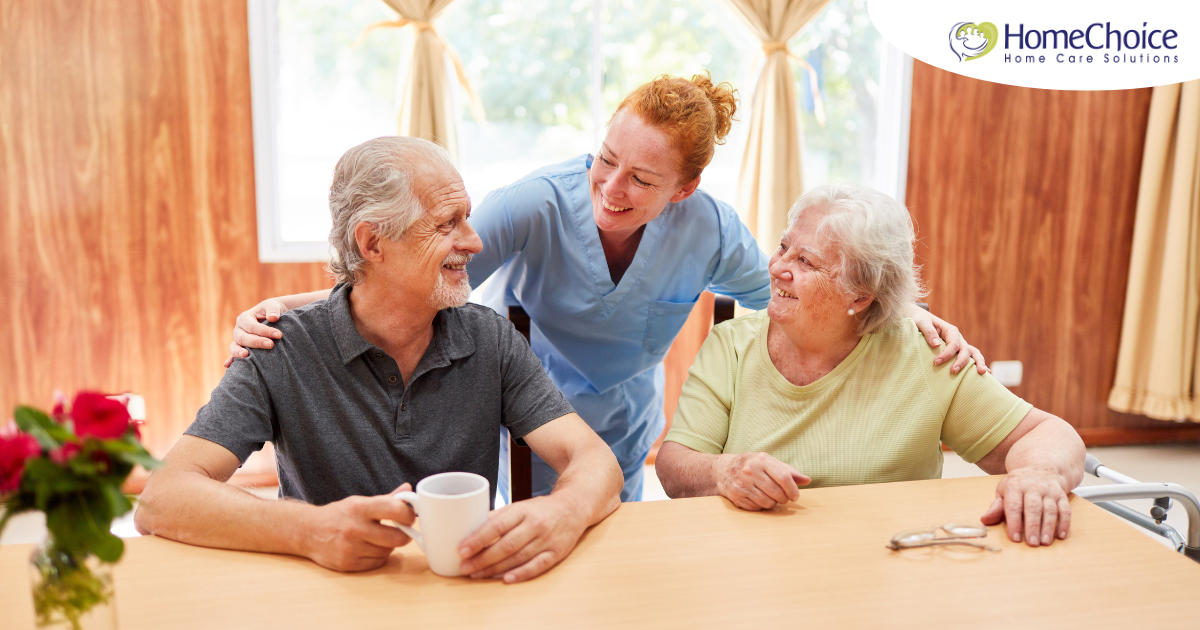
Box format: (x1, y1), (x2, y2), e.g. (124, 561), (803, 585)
(1, 392), (161, 630)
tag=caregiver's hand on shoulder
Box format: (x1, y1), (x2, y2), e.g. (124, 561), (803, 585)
(457, 495), (587, 584)
(716, 452), (810, 511)
(222, 298), (288, 368)
(980, 467), (1072, 547)
(907, 304), (989, 376)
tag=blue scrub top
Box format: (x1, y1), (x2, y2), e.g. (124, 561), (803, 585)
(468, 155), (771, 497)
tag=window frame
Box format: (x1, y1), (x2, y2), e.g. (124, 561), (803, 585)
(246, 0), (912, 262)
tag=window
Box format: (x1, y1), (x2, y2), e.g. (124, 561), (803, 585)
(248, 0), (909, 261)
(790, 0), (912, 200)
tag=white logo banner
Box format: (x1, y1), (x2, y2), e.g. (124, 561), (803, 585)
(869, 0), (1200, 90)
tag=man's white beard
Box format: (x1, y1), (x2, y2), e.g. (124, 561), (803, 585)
(428, 254), (472, 310)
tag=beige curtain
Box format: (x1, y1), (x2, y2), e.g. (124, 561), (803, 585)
(722, 0), (832, 249)
(1108, 80), (1200, 421)
(367, 0), (483, 164)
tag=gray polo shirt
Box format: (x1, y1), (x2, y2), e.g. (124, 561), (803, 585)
(186, 283), (573, 505)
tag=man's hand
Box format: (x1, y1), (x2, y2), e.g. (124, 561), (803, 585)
(223, 299), (288, 368)
(906, 304), (989, 375)
(715, 452), (810, 511)
(457, 495), (588, 584)
(303, 483), (416, 572)
(981, 468), (1072, 547)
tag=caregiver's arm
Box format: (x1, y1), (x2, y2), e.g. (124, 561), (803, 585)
(975, 408), (1085, 547)
(907, 304), (990, 375)
(656, 441), (810, 511)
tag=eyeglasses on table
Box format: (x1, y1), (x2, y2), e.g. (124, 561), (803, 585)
(887, 523), (1001, 552)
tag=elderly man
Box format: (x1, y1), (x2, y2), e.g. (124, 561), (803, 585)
(136, 137), (623, 583)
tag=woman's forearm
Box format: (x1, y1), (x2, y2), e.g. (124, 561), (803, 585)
(1005, 417), (1086, 491)
(655, 441), (723, 499)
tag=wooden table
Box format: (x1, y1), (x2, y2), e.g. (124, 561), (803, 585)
(2, 476), (1198, 629)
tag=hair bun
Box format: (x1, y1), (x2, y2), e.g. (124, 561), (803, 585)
(690, 72), (738, 144)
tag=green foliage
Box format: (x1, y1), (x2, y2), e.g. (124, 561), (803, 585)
(32, 543), (114, 630)
(3, 396), (158, 627)
(440, 0), (594, 128)
(15, 406), (68, 449)
(4, 404), (159, 562)
(790, 0), (882, 185)
(46, 493), (125, 563)
(599, 0), (755, 116)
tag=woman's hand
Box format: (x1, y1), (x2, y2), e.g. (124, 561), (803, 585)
(980, 467), (1073, 547)
(222, 299), (288, 368)
(906, 304), (989, 375)
(715, 452), (810, 511)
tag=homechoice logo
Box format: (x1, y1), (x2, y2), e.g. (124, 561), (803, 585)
(970, 22), (1181, 65)
(949, 22), (998, 61)
(869, 0), (1200, 90)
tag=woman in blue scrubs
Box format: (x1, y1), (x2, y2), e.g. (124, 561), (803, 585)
(226, 74), (985, 501)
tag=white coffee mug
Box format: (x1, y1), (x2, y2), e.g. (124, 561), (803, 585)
(393, 472), (490, 577)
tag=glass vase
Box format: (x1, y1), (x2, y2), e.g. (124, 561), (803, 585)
(29, 540), (118, 630)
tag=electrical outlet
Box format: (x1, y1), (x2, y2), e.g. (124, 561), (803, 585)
(991, 361), (1023, 387)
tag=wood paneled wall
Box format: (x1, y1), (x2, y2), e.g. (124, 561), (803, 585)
(906, 61), (1200, 444)
(0, 0), (333, 469)
(5, 2), (1195, 482)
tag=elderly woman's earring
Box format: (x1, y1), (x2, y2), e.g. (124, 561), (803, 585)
(847, 308), (856, 316)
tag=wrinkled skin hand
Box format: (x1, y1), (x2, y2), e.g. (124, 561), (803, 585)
(907, 305), (990, 375)
(457, 495), (588, 584)
(223, 298), (288, 368)
(715, 452), (811, 511)
(981, 468), (1072, 547)
(305, 483), (415, 572)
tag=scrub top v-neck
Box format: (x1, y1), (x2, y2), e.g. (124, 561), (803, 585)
(467, 154), (771, 499)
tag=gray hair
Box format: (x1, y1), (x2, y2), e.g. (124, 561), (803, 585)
(786, 183), (927, 335)
(326, 136), (456, 286)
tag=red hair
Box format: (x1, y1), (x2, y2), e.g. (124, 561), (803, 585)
(612, 72), (738, 182)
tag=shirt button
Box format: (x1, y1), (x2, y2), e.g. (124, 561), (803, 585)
(400, 403), (406, 411)
(373, 351), (383, 358)
(388, 375), (398, 384)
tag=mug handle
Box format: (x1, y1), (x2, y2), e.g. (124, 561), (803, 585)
(392, 491), (422, 548)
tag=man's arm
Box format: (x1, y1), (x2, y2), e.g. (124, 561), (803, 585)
(224, 290), (332, 367)
(974, 408), (1086, 547)
(135, 435), (415, 572)
(455, 413), (622, 583)
(655, 441), (810, 511)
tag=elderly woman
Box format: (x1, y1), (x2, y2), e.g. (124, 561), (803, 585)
(225, 75), (985, 503)
(656, 184), (1085, 547)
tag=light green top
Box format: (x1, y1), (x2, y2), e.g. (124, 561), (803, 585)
(665, 311), (1032, 488)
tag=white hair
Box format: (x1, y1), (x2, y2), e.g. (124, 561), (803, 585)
(326, 136), (455, 286)
(786, 183), (927, 335)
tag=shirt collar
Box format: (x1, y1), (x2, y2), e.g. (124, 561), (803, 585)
(328, 284), (374, 366)
(327, 284), (476, 366)
(427, 307), (477, 365)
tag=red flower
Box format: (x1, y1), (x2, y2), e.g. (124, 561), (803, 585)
(70, 392), (131, 439)
(0, 433), (40, 494)
(49, 441), (82, 465)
